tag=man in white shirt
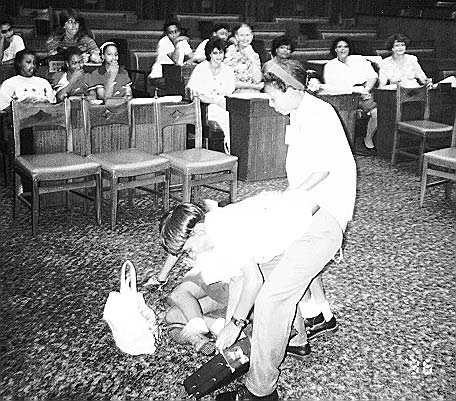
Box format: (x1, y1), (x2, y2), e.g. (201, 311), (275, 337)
(192, 23), (230, 63)
(0, 20), (25, 64)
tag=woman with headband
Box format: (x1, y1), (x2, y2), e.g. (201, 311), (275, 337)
(87, 41), (132, 103)
(215, 60), (356, 401)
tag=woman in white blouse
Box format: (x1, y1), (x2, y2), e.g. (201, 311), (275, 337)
(322, 37), (378, 149)
(187, 38), (235, 154)
(379, 33), (429, 88)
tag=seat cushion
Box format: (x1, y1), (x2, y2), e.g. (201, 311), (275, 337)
(424, 147), (456, 169)
(16, 152), (100, 181)
(160, 148), (238, 175)
(87, 148), (169, 176)
(398, 120), (453, 134)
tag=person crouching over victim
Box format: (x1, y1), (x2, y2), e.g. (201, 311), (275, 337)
(155, 182), (321, 358)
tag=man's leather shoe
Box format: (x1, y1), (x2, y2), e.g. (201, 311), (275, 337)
(216, 385), (279, 400)
(286, 342), (311, 360)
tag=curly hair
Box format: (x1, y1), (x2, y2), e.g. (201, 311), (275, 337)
(159, 203), (205, 256)
(271, 35), (295, 57)
(329, 36), (353, 58)
(204, 37), (226, 61)
(385, 33), (411, 51)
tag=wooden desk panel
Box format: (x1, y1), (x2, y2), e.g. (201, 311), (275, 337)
(226, 96), (289, 181)
(163, 64), (196, 98)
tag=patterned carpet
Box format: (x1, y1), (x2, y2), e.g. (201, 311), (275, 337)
(0, 155), (455, 400)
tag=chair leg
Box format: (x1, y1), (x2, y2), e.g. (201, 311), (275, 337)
(230, 163), (238, 204)
(13, 171), (19, 218)
(128, 177), (135, 207)
(391, 129), (399, 166)
(111, 176), (118, 230)
(182, 174), (191, 203)
(95, 173), (102, 225)
(163, 169), (170, 212)
(445, 179), (455, 201)
(32, 179), (39, 236)
(419, 158), (428, 207)
(418, 137), (426, 176)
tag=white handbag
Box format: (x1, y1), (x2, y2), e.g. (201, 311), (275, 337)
(103, 260), (159, 355)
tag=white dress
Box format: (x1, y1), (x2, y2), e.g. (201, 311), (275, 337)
(186, 61), (235, 152)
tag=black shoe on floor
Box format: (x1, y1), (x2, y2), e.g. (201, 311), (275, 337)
(216, 385), (279, 401)
(286, 342), (311, 360)
(304, 313), (324, 330)
(306, 316), (338, 341)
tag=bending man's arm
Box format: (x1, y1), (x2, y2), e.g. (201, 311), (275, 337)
(215, 258), (263, 351)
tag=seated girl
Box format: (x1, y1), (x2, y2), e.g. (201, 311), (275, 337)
(87, 42), (132, 103)
(0, 49), (55, 111)
(53, 47), (89, 102)
(186, 37), (235, 154)
(1, 19), (25, 65)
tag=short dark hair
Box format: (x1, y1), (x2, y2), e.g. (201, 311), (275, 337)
(329, 36), (353, 58)
(271, 35), (295, 57)
(159, 203), (205, 256)
(264, 59), (307, 92)
(213, 23), (229, 33)
(163, 21), (181, 33)
(205, 37), (226, 61)
(64, 46), (83, 62)
(0, 18), (13, 27)
(14, 49), (37, 75)
(385, 33), (411, 51)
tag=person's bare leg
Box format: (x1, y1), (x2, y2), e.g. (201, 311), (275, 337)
(364, 107), (377, 149)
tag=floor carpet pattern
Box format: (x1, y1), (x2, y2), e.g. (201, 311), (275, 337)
(0, 155), (455, 400)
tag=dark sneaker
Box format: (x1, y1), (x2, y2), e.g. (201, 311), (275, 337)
(286, 342), (311, 360)
(304, 313), (324, 330)
(216, 385), (279, 400)
(306, 316), (338, 341)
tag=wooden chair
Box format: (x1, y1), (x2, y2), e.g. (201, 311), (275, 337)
(157, 98), (238, 203)
(11, 98), (102, 236)
(391, 85), (453, 173)
(420, 113), (456, 206)
(83, 99), (170, 229)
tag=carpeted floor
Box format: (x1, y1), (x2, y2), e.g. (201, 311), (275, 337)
(0, 155), (455, 400)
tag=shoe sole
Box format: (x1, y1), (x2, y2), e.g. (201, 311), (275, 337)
(307, 324), (339, 341)
(286, 350), (311, 360)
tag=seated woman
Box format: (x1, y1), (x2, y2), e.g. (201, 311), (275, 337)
(46, 8), (101, 64)
(149, 21), (194, 92)
(223, 23), (263, 93)
(53, 47), (88, 102)
(87, 42), (132, 104)
(1, 19), (25, 65)
(320, 36), (379, 150)
(187, 37), (235, 154)
(0, 49), (55, 111)
(379, 33), (430, 88)
(193, 23), (230, 63)
(262, 35), (295, 74)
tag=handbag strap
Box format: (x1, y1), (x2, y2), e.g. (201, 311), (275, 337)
(120, 260), (137, 294)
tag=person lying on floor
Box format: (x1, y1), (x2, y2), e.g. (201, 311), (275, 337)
(154, 183), (320, 356)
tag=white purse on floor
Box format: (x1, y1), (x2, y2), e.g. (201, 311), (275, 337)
(103, 260), (159, 355)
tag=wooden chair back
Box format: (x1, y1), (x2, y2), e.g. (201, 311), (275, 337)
(12, 98), (71, 157)
(82, 99), (131, 154)
(155, 98), (203, 151)
(130, 99), (160, 154)
(396, 85), (430, 123)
